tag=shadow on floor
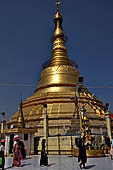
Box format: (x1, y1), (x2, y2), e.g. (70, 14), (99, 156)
(47, 163), (56, 167)
(5, 166), (13, 169)
(68, 156), (74, 158)
(21, 163), (31, 167)
(85, 164), (96, 169)
(40, 163), (56, 168)
(5, 163), (31, 169)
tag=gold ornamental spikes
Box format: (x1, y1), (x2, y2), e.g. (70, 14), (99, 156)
(49, 1), (71, 66)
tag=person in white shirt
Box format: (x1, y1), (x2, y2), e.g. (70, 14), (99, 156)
(0, 142), (4, 152)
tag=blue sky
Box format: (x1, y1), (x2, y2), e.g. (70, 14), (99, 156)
(0, 0), (113, 121)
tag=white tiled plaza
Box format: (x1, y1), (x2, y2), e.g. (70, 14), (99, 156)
(4, 155), (113, 170)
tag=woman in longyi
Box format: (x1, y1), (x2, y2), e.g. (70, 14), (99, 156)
(13, 136), (23, 167)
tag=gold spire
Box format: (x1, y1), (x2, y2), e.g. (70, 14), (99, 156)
(56, 1), (61, 11)
(17, 97), (25, 128)
(49, 1), (71, 66)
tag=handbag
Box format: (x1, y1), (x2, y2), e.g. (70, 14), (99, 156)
(0, 157), (2, 165)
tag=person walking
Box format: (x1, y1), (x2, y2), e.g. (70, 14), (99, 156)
(40, 139), (48, 166)
(0, 142), (5, 152)
(0, 141), (5, 170)
(110, 142), (113, 160)
(78, 138), (87, 169)
(13, 137), (23, 167)
(18, 140), (26, 159)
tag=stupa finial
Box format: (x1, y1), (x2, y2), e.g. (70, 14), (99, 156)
(56, 1), (61, 11)
(49, 1), (71, 66)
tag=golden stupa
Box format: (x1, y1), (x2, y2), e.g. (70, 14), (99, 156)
(8, 2), (112, 142)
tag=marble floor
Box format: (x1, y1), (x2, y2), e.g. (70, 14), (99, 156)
(4, 155), (113, 170)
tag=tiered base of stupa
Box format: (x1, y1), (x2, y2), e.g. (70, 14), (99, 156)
(10, 90), (107, 136)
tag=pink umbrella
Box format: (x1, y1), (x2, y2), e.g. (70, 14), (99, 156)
(0, 139), (5, 143)
(13, 136), (22, 141)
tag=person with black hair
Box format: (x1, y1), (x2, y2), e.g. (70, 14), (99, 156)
(18, 140), (26, 159)
(40, 139), (48, 166)
(13, 139), (23, 167)
(78, 138), (87, 169)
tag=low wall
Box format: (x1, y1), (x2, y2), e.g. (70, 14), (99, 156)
(38, 136), (76, 155)
(72, 148), (105, 157)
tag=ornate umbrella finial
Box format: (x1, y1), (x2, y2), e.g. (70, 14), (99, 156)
(56, 1), (61, 11)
